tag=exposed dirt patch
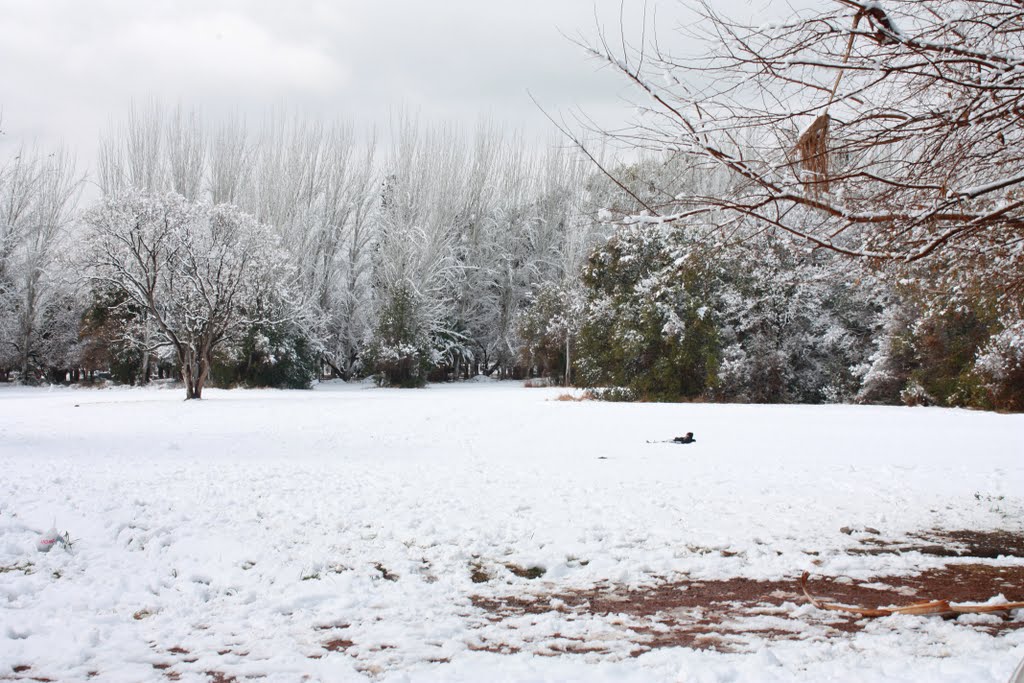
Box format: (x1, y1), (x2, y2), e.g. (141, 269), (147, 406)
(204, 673), (237, 683)
(315, 621), (351, 631)
(467, 640), (523, 655)
(3, 664), (53, 682)
(324, 638), (356, 653)
(506, 563), (546, 580)
(470, 564), (491, 584)
(472, 563), (1024, 654)
(850, 529), (1024, 558)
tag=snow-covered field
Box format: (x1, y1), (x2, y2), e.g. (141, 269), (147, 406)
(1, 381), (1023, 682)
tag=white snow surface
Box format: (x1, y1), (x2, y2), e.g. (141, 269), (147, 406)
(1, 381), (1023, 682)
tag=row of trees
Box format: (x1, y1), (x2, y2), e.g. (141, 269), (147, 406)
(3, 0), (1022, 409)
(2, 107), (609, 396)
(549, 0), (1024, 410)
(0, 146), (81, 382)
(1, 104), (1020, 408)
(561, 218), (1021, 409)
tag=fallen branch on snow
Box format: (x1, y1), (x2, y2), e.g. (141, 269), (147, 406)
(799, 571), (1024, 618)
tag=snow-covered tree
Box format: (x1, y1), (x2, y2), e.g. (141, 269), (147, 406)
(84, 191), (298, 399)
(260, 117), (378, 379)
(974, 317), (1024, 411)
(97, 100), (166, 197)
(587, 0), (1024, 296)
(0, 146), (82, 382)
(89, 104), (612, 388)
(366, 119), (464, 385)
(576, 222), (722, 400)
(715, 241), (881, 404)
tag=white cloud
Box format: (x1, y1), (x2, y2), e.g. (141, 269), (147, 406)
(0, 0), (770, 167)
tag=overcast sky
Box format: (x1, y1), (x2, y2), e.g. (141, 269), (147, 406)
(0, 0), (776, 171)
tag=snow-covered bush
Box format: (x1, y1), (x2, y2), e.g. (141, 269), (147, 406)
(573, 219), (882, 403)
(900, 382), (936, 408)
(211, 319), (321, 390)
(576, 223), (722, 401)
(714, 242), (880, 404)
(973, 316), (1024, 411)
(363, 282), (436, 387)
(517, 281), (584, 384)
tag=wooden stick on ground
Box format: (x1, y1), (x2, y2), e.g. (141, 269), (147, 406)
(799, 571), (1024, 618)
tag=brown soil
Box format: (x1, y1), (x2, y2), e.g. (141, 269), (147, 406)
(324, 638), (356, 652)
(3, 665), (53, 682)
(12, 529), (1019, 678)
(471, 562), (1024, 654)
(851, 529), (1024, 558)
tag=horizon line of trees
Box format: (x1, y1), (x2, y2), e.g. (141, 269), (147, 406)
(0, 96), (1021, 409)
(561, 0), (1024, 410)
(2, 106), (610, 397)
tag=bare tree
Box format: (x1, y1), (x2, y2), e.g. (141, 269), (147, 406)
(316, 125), (378, 378)
(367, 116), (466, 384)
(0, 146), (82, 381)
(98, 100), (166, 196)
(165, 105), (206, 201)
(582, 0), (1024, 308)
(208, 113), (254, 206)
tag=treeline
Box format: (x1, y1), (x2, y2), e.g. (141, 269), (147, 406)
(566, 0), (1024, 411)
(0, 105), (1020, 409)
(567, 222), (1023, 410)
(1, 106), (609, 392)
(529, 156), (1024, 411)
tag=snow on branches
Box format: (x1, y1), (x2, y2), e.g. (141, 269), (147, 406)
(84, 191), (298, 399)
(587, 0), (1024, 307)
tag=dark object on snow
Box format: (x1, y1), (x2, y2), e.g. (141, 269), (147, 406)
(672, 432), (695, 444)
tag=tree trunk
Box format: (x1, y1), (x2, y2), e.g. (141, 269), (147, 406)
(19, 283), (35, 383)
(179, 340), (214, 399)
(195, 348), (212, 399)
(181, 346), (200, 399)
(564, 336), (572, 387)
(323, 357), (345, 381)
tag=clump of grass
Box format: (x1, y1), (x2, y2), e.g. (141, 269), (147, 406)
(469, 561), (491, 584)
(374, 563), (398, 582)
(554, 390), (595, 402)
(590, 387), (637, 402)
